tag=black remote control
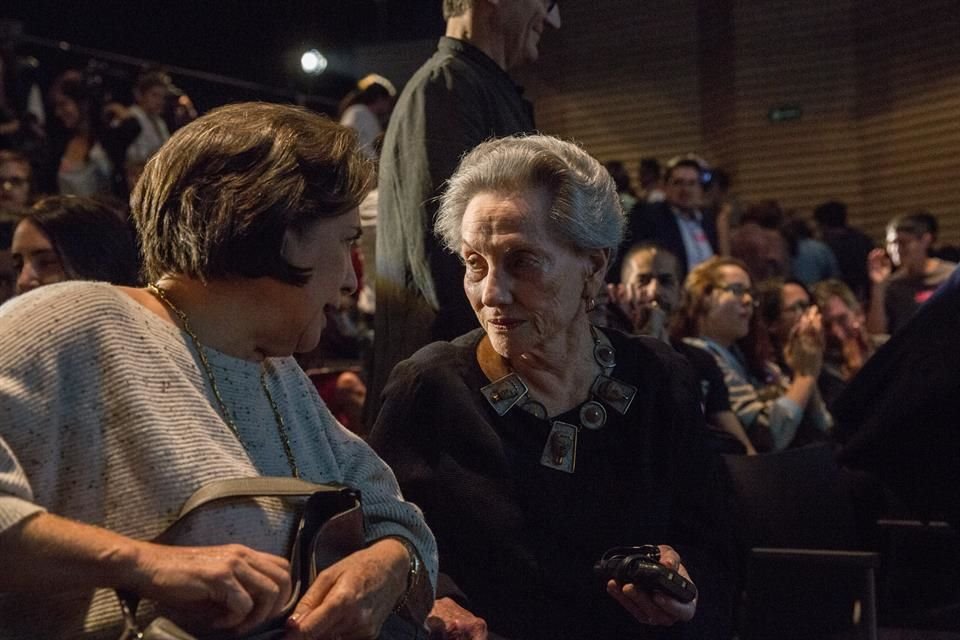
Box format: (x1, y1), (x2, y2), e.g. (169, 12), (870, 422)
(594, 546), (698, 604)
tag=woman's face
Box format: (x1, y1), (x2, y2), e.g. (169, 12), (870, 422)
(11, 218), (68, 294)
(700, 265), (754, 346)
(53, 93), (81, 131)
(460, 187), (604, 360)
(266, 208), (361, 355)
(776, 283), (811, 343)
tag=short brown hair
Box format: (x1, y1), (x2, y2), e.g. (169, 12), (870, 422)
(443, 0), (473, 19)
(132, 102), (372, 285)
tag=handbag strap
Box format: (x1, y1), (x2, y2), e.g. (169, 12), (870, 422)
(176, 477), (348, 519)
(117, 477), (354, 637)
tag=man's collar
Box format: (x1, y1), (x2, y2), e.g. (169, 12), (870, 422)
(670, 204), (702, 222)
(438, 36), (524, 94)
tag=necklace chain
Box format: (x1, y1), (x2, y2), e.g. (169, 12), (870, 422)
(148, 283), (300, 478)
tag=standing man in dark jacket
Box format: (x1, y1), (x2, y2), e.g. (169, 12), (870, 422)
(370, 0), (561, 419)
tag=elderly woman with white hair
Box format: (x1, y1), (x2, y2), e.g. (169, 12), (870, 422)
(370, 135), (731, 640)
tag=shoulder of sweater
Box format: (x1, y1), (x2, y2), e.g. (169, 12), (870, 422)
(0, 282), (138, 367)
(0, 281), (126, 323)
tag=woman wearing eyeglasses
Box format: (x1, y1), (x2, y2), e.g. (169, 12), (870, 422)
(674, 257), (832, 452)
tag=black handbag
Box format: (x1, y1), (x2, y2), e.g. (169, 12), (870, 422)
(116, 477), (426, 640)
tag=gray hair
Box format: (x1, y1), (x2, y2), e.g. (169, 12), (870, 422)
(435, 134), (625, 262)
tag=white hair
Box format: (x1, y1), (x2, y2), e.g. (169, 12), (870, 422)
(435, 134), (625, 261)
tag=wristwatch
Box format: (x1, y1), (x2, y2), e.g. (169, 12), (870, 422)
(389, 536), (421, 612)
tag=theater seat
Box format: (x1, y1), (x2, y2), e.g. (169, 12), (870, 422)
(722, 443), (879, 640)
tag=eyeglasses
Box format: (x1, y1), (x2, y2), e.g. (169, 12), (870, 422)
(1, 177), (28, 190)
(781, 300), (811, 315)
(633, 272), (676, 288)
(716, 282), (754, 300)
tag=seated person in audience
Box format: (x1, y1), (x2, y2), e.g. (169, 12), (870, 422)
(755, 278), (814, 374)
(0, 102), (435, 639)
(0, 150), (32, 214)
(810, 279), (885, 408)
(866, 211), (956, 335)
(728, 218), (789, 283)
(607, 243), (755, 454)
(371, 134), (733, 640)
(675, 257), (832, 452)
(44, 71), (113, 197)
(11, 195), (140, 294)
(104, 71), (174, 195)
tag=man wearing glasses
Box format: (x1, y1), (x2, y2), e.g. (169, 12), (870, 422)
(372, 0), (562, 423)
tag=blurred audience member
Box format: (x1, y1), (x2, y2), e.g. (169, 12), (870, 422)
(0, 220), (14, 304)
(0, 150), (31, 213)
(638, 156), (664, 203)
(676, 257), (832, 452)
(756, 278), (813, 374)
(866, 211), (956, 335)
(782, 215), (839, 286)
(11, 195), (139, 294)
(165, 84), (199, 133)
(124, 71), (172, 183)
(604, 160), (637, 214)
(338, 74), (395, 161)
(45, 71), (112, 197)
(729, 220), (789, 282)
(813, 200), (874, 301)
(740, 200), (838, 286)
(702, 168), (736, 256)
(811, 279), (885, 408)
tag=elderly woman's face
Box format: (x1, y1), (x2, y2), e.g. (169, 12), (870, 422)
(701, 265), (754, 346)
(460, 187), (600, 359)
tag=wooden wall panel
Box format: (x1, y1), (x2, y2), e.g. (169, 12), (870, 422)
(855, 0), (960, 245)
(369, 2), (960, 247)
(728, 0), (864, 224)
(521, 0), (704, 189)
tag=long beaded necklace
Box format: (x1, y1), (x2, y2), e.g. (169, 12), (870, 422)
(148, 283), (301, 478)
(479, 325), (638, 474)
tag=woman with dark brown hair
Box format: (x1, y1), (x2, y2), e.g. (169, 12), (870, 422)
(0, 102), (434, 639)
(11, 195), (140, 294)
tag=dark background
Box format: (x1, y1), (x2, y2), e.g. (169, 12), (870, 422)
(2, 0), (446, 112)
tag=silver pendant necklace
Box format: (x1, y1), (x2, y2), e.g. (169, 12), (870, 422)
(480, 326), (638, 474)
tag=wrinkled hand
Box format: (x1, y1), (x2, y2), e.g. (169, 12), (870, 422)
(606, 283), (668, 338)
(134, 542), (292, 636)
(606, 545), (697, 626)
(785, 307), (824, 376)
(284, 538), (407, 640)
(426, 597), (488, 639)
(867, 248), (892, 285)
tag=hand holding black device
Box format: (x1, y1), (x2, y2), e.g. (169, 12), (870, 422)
(594, 545), (698, 604)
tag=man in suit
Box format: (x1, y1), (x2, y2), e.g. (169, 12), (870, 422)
(614, 157), (718, 284)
